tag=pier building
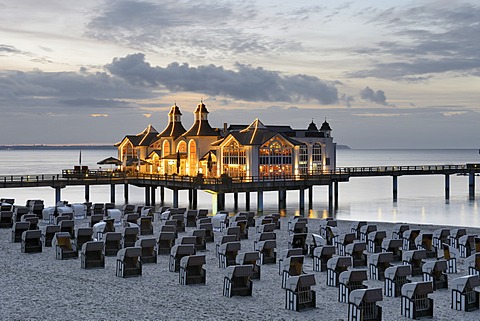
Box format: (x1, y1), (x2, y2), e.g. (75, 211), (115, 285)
(116, 101), (336, 179)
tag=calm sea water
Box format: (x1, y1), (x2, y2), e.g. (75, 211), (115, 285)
(0, 148), (479, 227)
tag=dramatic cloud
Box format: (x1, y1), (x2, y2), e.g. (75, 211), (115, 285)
(349, 3), (480, 80)
(105, 53), (339, 104)
(86, 0), (300, 60)
(359, 87), (387, 105)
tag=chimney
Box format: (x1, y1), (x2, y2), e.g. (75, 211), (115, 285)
(223, 122), (228, 136)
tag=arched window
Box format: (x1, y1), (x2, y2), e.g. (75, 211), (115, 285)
(188, 140), (197, 175)
(312, 143), (322, 172)
(177, 141), (186, 153)
(162, 140), (170, 157)
(259, 139), (292, 177)
(222, 140), (246, 177)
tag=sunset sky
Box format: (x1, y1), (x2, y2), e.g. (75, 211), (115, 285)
(1, 0), (479, 148)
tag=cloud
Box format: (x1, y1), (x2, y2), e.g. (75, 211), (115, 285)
(0, 44), (27, 55)
(85, 0), (300, 60)
(359, 86), (388, 105)
(348, 3), (480, 80)
(105, 53), (340, 104)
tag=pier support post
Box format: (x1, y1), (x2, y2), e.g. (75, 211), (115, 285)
(84, 185), (90, 203)
(278, 189), (286, 213)
(469, 173), (476, 200)
(192, 189), (197, 210)
(257, 191), (263, 216)
(110, 184), (115, 204)
(445, 174), (450, 200)
(245, 192), (250, 211)
(334, 181), (339, 210)
(217, 193), (225, 211)
(299, 188), (305, 217)
(188, 189), (193, 207)
(124, 183), (129, 204)
(151, 186), (156, 206)
(144, 186), (150, 206)
(173, 189), (179, 208)
(234, 192), (238, 210)
(308, 187), (313, 210)
(393, 176), (398, 202)
(55, 187), (62, 204)
(160, 186), (164, 205)
(328, 182), (333, 214)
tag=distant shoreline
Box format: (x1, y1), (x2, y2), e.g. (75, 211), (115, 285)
(0, 145), (116, 150)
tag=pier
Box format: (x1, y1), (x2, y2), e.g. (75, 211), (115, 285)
(0, 163), (478, 215)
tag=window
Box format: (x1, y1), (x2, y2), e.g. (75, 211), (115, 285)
(259, 139), (293, 177)
(222, 140), (246, 177)
(312, 143), (322, 173)
(162, 141), (170, 157)
(299, 145), (308, 174)
(189, 140), (197, 175)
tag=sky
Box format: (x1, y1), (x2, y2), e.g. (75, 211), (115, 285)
(0, 0), (479, 148)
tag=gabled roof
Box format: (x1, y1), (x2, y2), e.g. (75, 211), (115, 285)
(146, 149), (162, 159)
(225, 118), (303, 146)
(116, 124), (159, 147)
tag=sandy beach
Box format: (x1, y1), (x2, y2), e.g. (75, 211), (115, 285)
(2, 212), (480, 321)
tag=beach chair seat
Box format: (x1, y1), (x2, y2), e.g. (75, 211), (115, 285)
(59, 219), (75, 239)
(236, 251), (261, 279)
(23, 216), (39, 230)
(327, 256), (352, 287)
(212, 212), (228, 231)
(465, 253), (480, 276)
(401, 281), (434, 319)
(422, 259), (448, 290)
(402, 249), (426, 276)
(138, 216), (153, 235)
(169, 244), (196, 272)
(231, 220), (248, 240)
(224, 226), (241, 241)
(313, 245), (336, 272)
(90, 214), (104, 227)
(402, 229), (420, 251)
(369, 252), (393, 281)
(123, 213), (139, 227)
(381, 238), (403, 262)
(54, 232), (78, 259)
(345, 242), (367, 268)
(335, 233), (356, 256)
(257, 239), (277, 265)
(179, 254), (206, 285)
(161, 222), (178, 238)
(103, 203), (115, 216)
(219, 241), (241, 268)
(319, 218), (337, 238)
(309, 233), (326, 257)
(135, 237), (157, 264)
(279, 248), (304, 275)
(458, 234), (478, 258)
(289, 220), (308, 236)
(254, 232), (276, 251)
(338, 269), (367, 303)
(158, 231), (176, 255)
(179, 236), (197, 246)
(14, 206), (30, 222)
(415, 233), (436, 258)
(288, 233), (308, 255)
(122, 204), (136, 215)
(171, 214), (185, 233)
(392, 224), (409, 239)
(12, 221), (30, 243)
(196, 217), (211, 228)
(116, 246), (142, 278)
(350, 221), (367, 240)
(216, 235), (237, 258)
(84, 202), (92, 216)
(92, 203), (104, 215)
(81, 241), (105, 269)
(451, 275), (480, 312)
(185, 210), (198, 227)
(104, 232), (122, 256)
(285, 274), (316, 311)
(281, 255), (304, 289)
(223, 264), (253, 297)
(325, 226), (339, 246)
(256, 222), (276, 234)
(75, 227), (93, 250)
(0, 211), (13, 228)
(439, 243), (459, 273)
(384, 265), (411, 297)
(43, 224), (61, 247)
(191, 229), (206, 251)
(433, 228), (450, 250)
(367, 230), (387, 253)
(348, 288), (383, 321)
(359, 224), (377, 242)
(21, 229), (42, 253)
(197, 209), (208, 220)
(199, 222), (214, 243)
(122, 226), (139, 248)
(448, 228), (467, 248)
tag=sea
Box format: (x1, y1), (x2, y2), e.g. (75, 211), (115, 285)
(0, 148), (479, 227)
